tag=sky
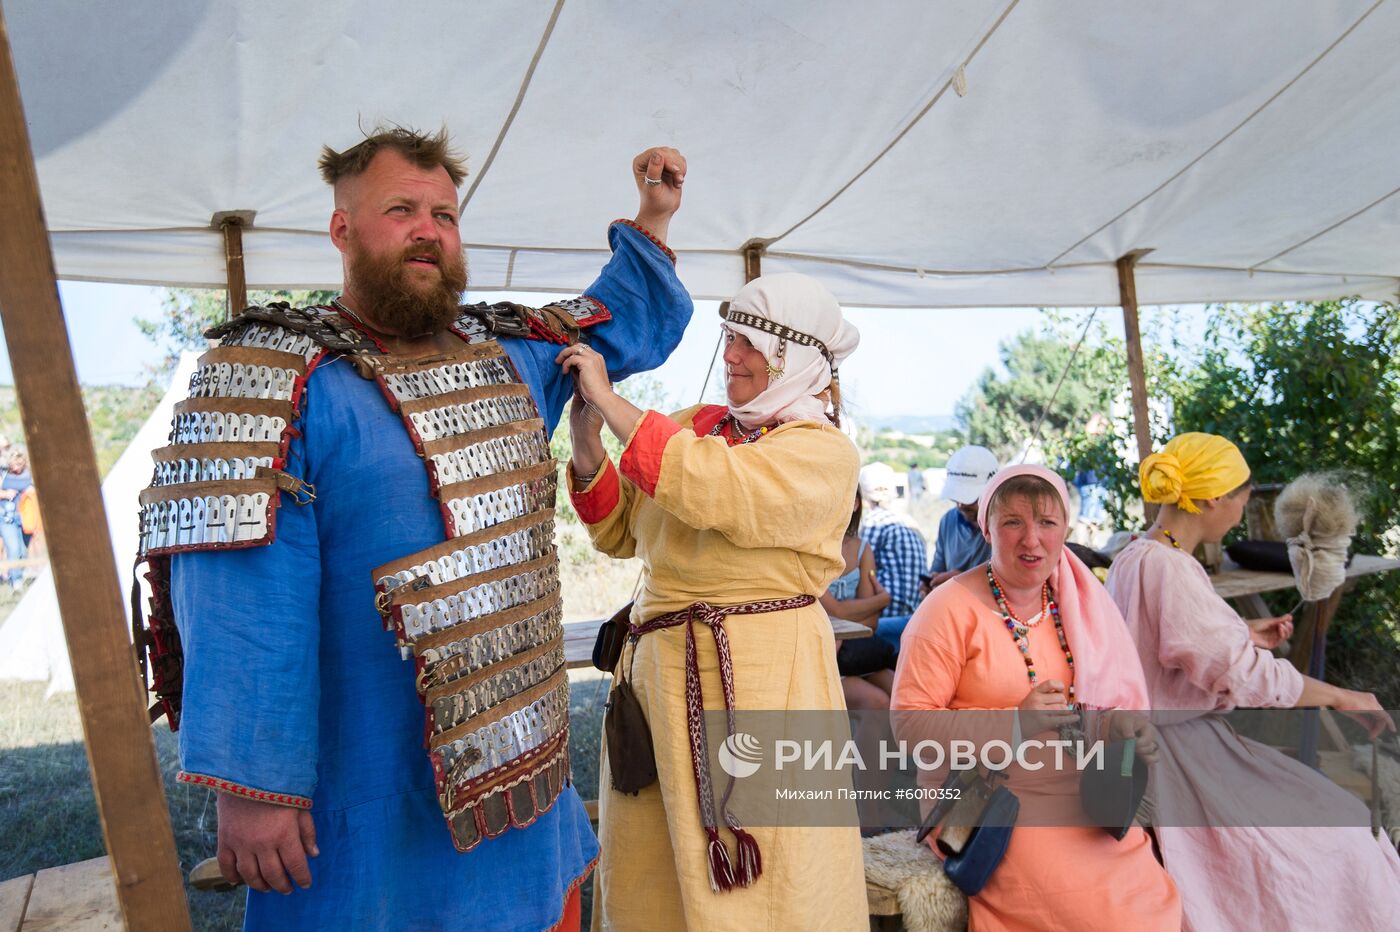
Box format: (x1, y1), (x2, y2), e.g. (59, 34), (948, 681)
(0, 281), (1138, 424)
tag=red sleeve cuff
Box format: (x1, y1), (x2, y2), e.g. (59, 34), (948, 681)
(611, 219), (676, 264)
(569, 459), (621, 524)
(619, 411), (682, 497)
(178, 771), (313, 809)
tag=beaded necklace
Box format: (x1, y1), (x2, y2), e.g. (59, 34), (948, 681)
(1160, 527), (1182, 550)
(708, 413), (771, 446)
(986, 565), (1075, 702)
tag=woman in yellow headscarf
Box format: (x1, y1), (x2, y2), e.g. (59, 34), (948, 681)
(1107, 431), (1400, 932)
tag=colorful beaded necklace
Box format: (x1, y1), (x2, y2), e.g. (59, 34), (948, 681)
(709, 413), (770, 446)
(1160, 527), (1182, 550)
(986, 565), (1075, 702)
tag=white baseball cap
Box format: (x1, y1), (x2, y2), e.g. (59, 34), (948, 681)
(859, 462), (897, 504)
(939, 445), (1000, 504)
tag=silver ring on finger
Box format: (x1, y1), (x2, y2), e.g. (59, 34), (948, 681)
(644, 177), (663, 186)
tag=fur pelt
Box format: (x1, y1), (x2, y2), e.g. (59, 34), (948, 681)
(1274, 473), (1360, 600)
(861, 831), (967, 932)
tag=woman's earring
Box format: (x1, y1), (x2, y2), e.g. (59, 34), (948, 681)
(765, 339), (787, 380)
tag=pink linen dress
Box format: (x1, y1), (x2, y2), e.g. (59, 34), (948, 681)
(1108, 538), (1400, 932)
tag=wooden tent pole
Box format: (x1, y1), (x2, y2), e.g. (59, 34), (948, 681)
(742, 239), (764, 283)
(1117, 250), (1155, 515)
(223, 219), (246, 319)
(213, 210), (255, 322)
(0, 12), (191, 931)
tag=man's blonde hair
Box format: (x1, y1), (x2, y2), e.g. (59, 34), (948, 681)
(318, 126), (468, 189)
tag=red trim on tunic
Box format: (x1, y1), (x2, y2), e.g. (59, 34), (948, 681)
(619, 411), (683, 498)
(689, 404), (728, 437)
(572, 295), (612, 327)
(547, 857), (596, 932)
(570, 459), (621, 524)
(611, 219), (676, 264)
(178, 771), (312, 809)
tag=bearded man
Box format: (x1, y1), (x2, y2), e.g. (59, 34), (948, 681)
(134, 127), (691, 930)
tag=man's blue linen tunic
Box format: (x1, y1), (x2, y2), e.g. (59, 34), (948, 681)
(171, 224), (691, 930)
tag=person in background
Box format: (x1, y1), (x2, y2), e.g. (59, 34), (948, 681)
(920, 444), (999, 597)
(858, 462), (926, 651)
(821, 490), (895, 710)
(0, 450), (33, 590)
(1107, 431), (1400, 931)
(907, 466), (925, 502)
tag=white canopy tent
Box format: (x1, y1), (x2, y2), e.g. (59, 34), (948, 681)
(0, 354), (198, 695)
(9, 0), (1400, 307)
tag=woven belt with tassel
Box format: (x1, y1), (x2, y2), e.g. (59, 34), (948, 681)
(629, 594), (815, 892)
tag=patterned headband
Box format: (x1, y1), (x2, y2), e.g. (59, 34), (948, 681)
(722, 308), (835, 369)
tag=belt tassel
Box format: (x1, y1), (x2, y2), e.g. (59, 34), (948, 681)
(630, 595), (814, 893)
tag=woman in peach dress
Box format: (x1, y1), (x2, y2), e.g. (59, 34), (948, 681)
(891, 465), (1180, 931)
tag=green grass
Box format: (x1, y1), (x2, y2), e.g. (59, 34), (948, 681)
(0, 671), (611, 931)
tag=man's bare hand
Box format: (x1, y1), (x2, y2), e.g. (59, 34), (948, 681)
(632, 146), (686, 243)
(216, 792), (318, 894)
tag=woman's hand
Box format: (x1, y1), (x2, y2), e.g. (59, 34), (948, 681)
(1018, 680), (1078, 736)
(567, 393), (607, 485)
(1331, 687), (1396, 739)
(869, 574), (891, 609)
(557, 343), (614, 407)
(1107, 711), (1160, 765)
(568, 390), (604, 441)
(1248, 614), (1293, 650)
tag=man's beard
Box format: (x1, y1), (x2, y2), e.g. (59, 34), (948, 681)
(344, 234), (469, 337)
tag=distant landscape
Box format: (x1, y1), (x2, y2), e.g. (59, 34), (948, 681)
(0, 383), (161, 477)
(860, 413), (959, 434)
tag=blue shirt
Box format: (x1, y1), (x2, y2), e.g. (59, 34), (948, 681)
(929, 506), (991, 574)
(859, 507), (927, 617)
(171, 223), (691, 930)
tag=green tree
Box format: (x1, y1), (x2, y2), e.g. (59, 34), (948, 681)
(955, 315), (1173, 506)
(1164, 300), (1400, 704)
(137, 289), (336, 377)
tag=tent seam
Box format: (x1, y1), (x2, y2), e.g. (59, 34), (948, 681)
(762, 0), (1022, 249)
(1247, 183), (1400, 271)
(458, 0), (567, 213)
(1041, 0), (1388, 270)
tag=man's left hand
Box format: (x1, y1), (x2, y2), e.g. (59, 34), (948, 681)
(633, 146), (686, 243)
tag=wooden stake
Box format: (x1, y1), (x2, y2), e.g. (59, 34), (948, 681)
(0, 12), (191, 931)
(1117, 250), (1155, 518)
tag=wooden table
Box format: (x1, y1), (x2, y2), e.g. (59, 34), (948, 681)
(1210, 553), (1400, 669)
(1209, 552), (1400, 768)
(563, 613), (872, 670)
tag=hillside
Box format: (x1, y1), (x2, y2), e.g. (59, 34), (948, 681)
(0, 384), (162, 478)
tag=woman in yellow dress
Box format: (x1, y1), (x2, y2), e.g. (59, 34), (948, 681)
(560, 273), (867, 930)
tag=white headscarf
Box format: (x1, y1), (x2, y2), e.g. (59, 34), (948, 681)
(722, 273), (860, 426)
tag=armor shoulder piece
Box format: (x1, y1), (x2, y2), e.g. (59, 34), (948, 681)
(135, 312), (335, 727)
(206, 302), (382, 357)
(456, 295), (610, 347)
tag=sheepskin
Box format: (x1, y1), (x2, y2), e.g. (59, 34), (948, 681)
(861, 831), (967, 932)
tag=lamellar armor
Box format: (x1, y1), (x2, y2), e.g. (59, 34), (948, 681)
(135, 295), (610, 851)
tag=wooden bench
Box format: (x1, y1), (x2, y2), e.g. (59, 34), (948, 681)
(0, 857), (121, 931)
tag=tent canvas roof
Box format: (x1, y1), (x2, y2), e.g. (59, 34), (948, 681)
(9, 0), (1400, 307)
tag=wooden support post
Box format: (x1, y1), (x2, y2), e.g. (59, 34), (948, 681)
(213, 210), (255, 322)
(0, 12), (192, 932)
(1117, 250), (1155, 518)
(742, 239), (765, 283)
